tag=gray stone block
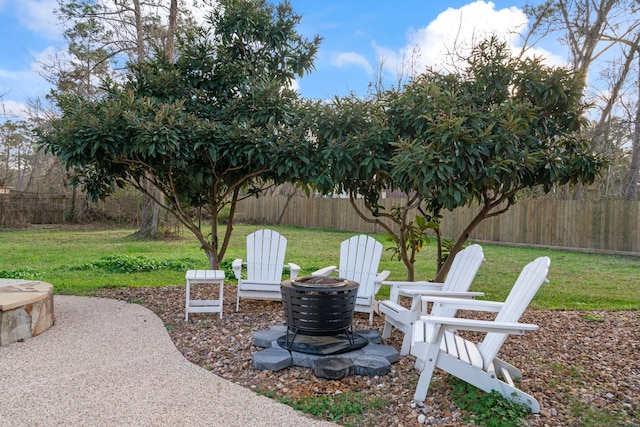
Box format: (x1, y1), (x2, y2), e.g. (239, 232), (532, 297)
(252, 348), (292, 371)
(291, 351), (323, 368)
(253, 329), (285, 348)
(269, 324), (288, 332)
(361, 343), (400, 364)
(338, 348), (366, 359)
(353, 329), (382, 344)
(313, 356), (354, 380)
(250, 324), (400, 378)
(351, 355), (391, 376)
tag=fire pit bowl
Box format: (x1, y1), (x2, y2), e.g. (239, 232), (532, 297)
(280, 276), (360, 352)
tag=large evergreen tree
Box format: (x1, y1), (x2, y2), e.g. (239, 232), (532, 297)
(312, 39), (606, 280)
(41, 0), (321, 268)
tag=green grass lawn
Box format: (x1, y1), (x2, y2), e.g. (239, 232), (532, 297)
(1, 224), (639, 311)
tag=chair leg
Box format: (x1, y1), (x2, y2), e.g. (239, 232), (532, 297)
(185, 279), (191, 321)
(236, 293), (240, 312)
(413, 343), (439, 402)
(399, 323), (413, 356)
(381, 321), (392, 339)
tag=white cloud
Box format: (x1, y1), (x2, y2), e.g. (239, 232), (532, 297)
(375, 1), (565, 80)
(331, 52), (374, 75)
(29, 45), (62, 75)
(15, 0), (62, 41)
(0, 100), (30, 119)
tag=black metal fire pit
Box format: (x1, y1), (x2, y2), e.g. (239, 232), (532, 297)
(280, 276), (363, 353)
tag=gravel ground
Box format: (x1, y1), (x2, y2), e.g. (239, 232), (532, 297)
(96, 285), (639, 426)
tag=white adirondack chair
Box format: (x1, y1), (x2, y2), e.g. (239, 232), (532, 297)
(410, 256), (550, 413)
(233, 229), (301, 312)
(379, 244), (485, 355)
(312, 235), (390, 324)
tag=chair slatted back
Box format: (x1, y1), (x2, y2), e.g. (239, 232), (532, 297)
(433, 244), (485, 318)
(338, 235), (382, 300)
(442, 244), (485, 292)
(478, 256), (550, 368)
(245, 229), (288, 283)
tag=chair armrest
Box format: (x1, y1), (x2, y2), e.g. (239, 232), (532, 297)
(312, 266), (337, 276)
(420, 295), (504, 313)
(401, 289), (484, 298)
(383, 281), (444, 303)
(287, 263), (301, 279)
(375, 270), (391, 283)
(373, 270), (391, 295)
(417, 315), (539, 335)
(231, 259), (243, 279)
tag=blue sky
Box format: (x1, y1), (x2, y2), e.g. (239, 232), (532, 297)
(0, 0), (562, 119)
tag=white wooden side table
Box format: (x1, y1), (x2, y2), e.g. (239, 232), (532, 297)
(185, 269), (225, 321)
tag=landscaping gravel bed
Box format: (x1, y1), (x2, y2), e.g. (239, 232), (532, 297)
(96, 285), (639, 426)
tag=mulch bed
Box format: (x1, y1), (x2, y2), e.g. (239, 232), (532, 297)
(95, 285), (639, 426)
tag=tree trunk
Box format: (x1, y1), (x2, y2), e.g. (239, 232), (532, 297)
(133, 178), (165, 238)
(166, 0), (178, 59)
(276, 190), (295, 225)
(432, 199), (503, 282)
(133, 0), (178, 237)
(624, 55), (640, 200)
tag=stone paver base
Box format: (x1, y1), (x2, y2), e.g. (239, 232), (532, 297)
(0, 279), (55, 346)
(252, 325), (398, 379)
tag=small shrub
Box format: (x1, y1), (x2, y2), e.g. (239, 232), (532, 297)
(159, 257), (203, 271)
(67, 255), (201, 273)
(450, 377), (530, 427)
(582, 313), (606, 322)
(0, 267), (44, 280)
(275, 391), (388, 423)
(219, 258), (235, 279)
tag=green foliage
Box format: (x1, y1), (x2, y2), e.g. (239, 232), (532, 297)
(219, 258), (235, 279)
(275, 392), (388, 423)
(582, 313), (606, 322)
(0, 268), (44, 280)
(388, 37), (605, 214)
(41, 0), (321, 269)
(309, 94), (393, 206)
(385, 211), (437, 267)
(311, 37), (607, 281)
(440, 238), (456, 262)
(450, 378), (530, 426)
(67, 255), (200, 273)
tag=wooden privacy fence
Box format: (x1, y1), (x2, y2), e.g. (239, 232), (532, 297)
(0, 192), (142, 227)
(237, 197), (640, 254)
(0, 193), (71, 225)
